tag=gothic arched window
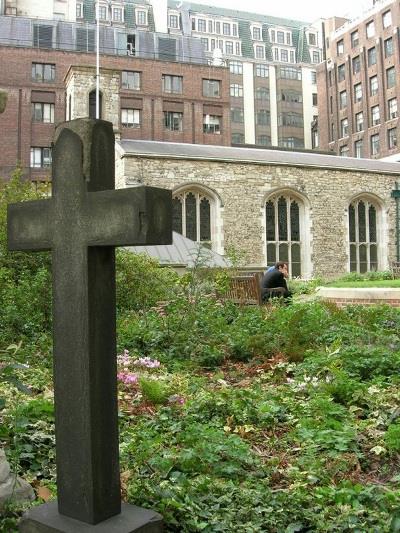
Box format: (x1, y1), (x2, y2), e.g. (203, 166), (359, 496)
(348, 198), (378, 272)
(265, 194), (302, 277)
(172, 190), (212, 243)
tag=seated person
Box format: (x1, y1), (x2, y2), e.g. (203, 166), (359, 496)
(260, 261), (292, 302)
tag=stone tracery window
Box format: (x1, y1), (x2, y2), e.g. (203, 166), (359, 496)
(348, 198), (378, 273)
(265, 194), (302, 277)
(172, 190), (212, 244)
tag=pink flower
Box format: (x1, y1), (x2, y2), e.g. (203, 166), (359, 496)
(133, 357), (161, 369)
(117, 372), (138, 385)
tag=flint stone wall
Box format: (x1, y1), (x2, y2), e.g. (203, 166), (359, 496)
(118, 154), (398, 279)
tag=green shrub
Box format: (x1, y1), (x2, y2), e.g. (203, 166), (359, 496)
(139, 378), (170, 405)
(385, 423), (400, 453)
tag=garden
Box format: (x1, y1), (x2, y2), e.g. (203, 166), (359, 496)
(1, 173), (400, 532)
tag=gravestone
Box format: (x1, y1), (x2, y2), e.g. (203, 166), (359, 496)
(8, 118), (171, 532)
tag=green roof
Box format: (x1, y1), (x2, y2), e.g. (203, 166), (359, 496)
(168, 1), (310, 28)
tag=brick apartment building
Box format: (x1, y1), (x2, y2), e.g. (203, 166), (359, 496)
(317, 0), (400, 159)
(0, 13), (230, 183)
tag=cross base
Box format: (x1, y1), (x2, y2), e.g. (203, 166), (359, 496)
(19, 501), (163, 533)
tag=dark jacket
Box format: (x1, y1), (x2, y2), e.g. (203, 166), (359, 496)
(260, 268), (290, 301)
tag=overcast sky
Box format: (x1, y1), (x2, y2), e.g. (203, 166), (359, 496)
(201, 0), (375, 23)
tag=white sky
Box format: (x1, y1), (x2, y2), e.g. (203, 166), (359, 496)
(200, 0), (375, 23)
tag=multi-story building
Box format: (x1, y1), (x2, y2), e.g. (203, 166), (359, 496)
(0, 0), (324, 152)
(0, 7), (230, 183)
(317, 0), (400, 159)
(165, 2), (323, 149)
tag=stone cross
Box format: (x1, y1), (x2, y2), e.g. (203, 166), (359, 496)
(8, 119), (170, 532)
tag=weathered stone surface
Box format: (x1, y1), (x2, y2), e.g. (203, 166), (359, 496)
(8, 118), (170, 530)
(19, 502), (163, 533)
(118, 154), (398, 279)
(0, 449), (35, 510)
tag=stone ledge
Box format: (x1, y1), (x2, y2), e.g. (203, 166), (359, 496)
(317, 287), (400, 307)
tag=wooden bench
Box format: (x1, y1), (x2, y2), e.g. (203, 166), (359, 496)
(391, 261), (400, 279)
(220, 273), (263, 305)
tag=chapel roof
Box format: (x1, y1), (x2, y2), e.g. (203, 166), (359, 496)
(117, 140), (400, 175)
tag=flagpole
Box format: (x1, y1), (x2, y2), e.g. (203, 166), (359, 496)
(96, 0), (100, 119)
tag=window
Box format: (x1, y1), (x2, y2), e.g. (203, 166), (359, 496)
(169, 14), (179, 29)
(274, 48), (279, 61)
(30, 147), (52, 168)
(121, 109), (140, 128)
(231, 107), (244, 123)
(308, 33), (316, 45)
(197, 18), (206, 32)
(233, 25), (238, 36)
(257, 135), (270, 145)
(164, 111), (183, 131)
(340, 90), (347, 109)
(230, 83), (243, 97)
(270, 30), (276, 42)
(312, 93), (318, 106)
(215, 22), (220, 33)
(388, 127), (397, 149)
(256, 64), (269, 77)
(352, 55), (361, 74)
(388, 98), (397, 119)
(349, 198), (379, 272)
(208, 20), (213, 33)
(330, 95), (333, 113)
(203, 114), (221, 134)
(330, 122), (335, 142)
(255, 45), (265, 59)
(280, 91), (302, 103)
(113, 7), (123, 22)
(252, 27), (261, 40)
(98, 6), (107, 20)
(172, 190), (212, 244)
(32, 102), (54, 123)
(279, 137), (302, 148)
(367, 47), (376, 66)
(280, 67), (301, 80)
(340, 145), (349, 156)
(312, 51), (320, 63)
(223, 22), (230, 35)
(341, 118), (349, 137)
(278, 112), (303, 127)
(256, 109), (270, 126)
(384, 37), (393, 57)
(311, 71), (317, 84)
(337, 40), (344, 55)
(290, 51), (295, 63)
(76, 3), (83, 18)
(370, 75), (378, 96)
(121, 71), (140, 90)
(351, 30), (359, 48)
(265, 194), (303, 277)
(225, 41), (233, 54)
(370, 133), (379, 155)
(382, 10), (392, 28)
(33, 24), (53, 49)
(235, 42), (241, 55)
(281, 50), (288, 62)
(387, 67), (396, 88)
(338, 64), (345, 82)
(366, 20), (375, 39)
(371, 105), (380, 125)
(354, 83), (362, 102)
(355, 111), (364, 132)
(354, 139), (363, 158)
(192, 18), (196, 30)
(229, 61), (243, 74)
(232, 132), (245, 144)
(256, 87), (269, 100)
(286, 32), (291, 45)
(203, 79), (220, 97)
(277, 31), (285, 44)
(163, 75), (183, 94)
(31, 63), (55, 83)
(200, 38), (208, 51)
(76, 28), (95, 51)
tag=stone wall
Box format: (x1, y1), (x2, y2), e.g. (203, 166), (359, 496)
(119, 154), (398, 279)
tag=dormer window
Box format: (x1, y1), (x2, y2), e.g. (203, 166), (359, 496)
(112, 7), (123, 23)
(136, 9), (147, 26)
(277, 31), (285, 44)
(98, 5), (107, 21)
(252, 26), (261, 40)
(255, 44), (265, 59)
(169, 14), (180, 29)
